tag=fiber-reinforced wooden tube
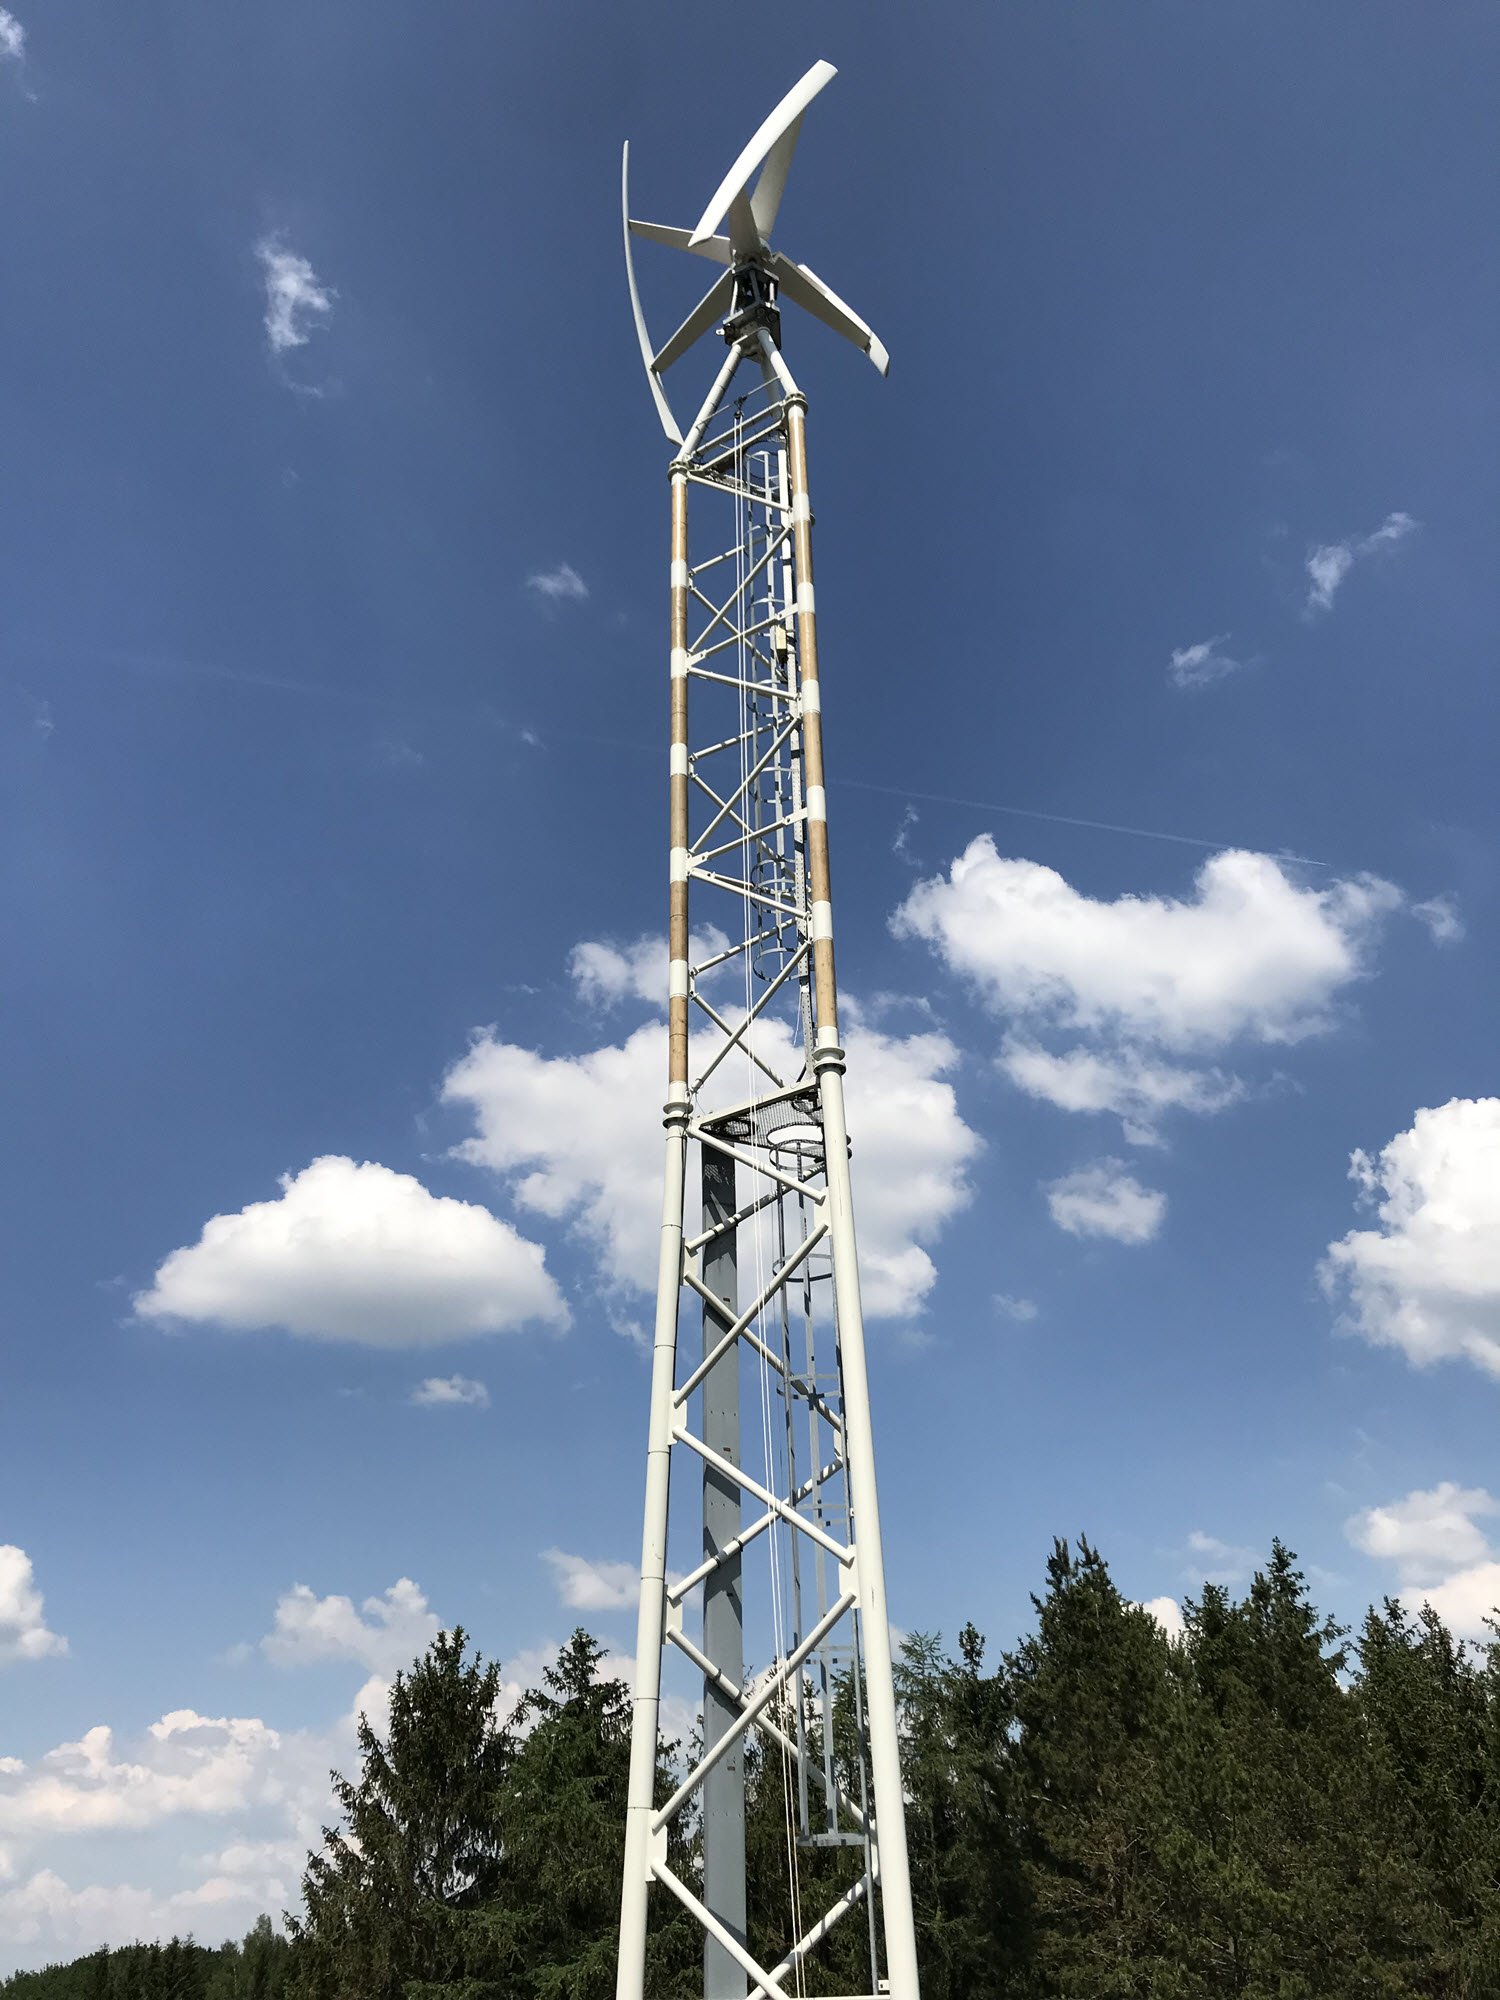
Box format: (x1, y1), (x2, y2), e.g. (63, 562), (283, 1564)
(784, 397), (838, 1051)
(668, 469), (691, 1088)
(618, 467), (694, 2000)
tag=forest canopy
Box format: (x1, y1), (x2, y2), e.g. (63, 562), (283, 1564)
(6, 1538), (1499, 1998)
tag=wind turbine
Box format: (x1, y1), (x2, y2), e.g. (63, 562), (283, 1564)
(616, 62), (921, 2000)
(623, 59), (888, 447)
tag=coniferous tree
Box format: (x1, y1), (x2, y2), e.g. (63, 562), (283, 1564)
(1167, 1543), (1435, 1998)
(471, 1629), (696, 1999)
(1356, 1597), (1500, 1994)
(896, 1624), (1028, 1998)
(1005, 1536), (1180, 1992)
(28, 1542), (1500, 1999)
(290, 1626), (513, 2000)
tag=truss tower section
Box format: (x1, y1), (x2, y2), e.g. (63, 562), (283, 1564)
(616, 326), (920, 2000)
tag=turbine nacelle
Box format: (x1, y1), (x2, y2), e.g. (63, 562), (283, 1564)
(623, 60), (889, 445)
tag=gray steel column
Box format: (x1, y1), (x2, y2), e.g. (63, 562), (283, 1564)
(701, 1144), (746, 1997)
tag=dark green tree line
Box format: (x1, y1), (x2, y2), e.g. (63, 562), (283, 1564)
(13, 1541), (1500, 1999)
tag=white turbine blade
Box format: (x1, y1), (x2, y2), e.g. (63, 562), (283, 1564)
(724, 187), (762, 264)
(629, 218), (732, 266)
(622, 143), (683, 443)
(768, 254), (890, 376)
(690, 59), (837, 248)
(652, 269), (735, 374)
(750, 112), (803, 237)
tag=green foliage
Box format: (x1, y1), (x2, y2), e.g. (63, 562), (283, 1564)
(288, 1625), (513, 2000)
(287, 1625), (693, 2000)
(0, 1920), (293, 2000)
(21, 1549), (1500, 1999)
(896, 1622), (1028, 1997)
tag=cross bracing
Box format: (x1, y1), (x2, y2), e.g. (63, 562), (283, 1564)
(615, 338), (918, 2000)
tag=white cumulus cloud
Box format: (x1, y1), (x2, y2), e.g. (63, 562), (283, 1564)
(1304, 510), (1417, 614)
(542, 1550), (639, 1612)
(258, 1578), (440, 1677)
(1346, 1483), (1498, 1583)
(569, 928), (730, 1009)
(409, 1374), (489, 1409)
(1140, 1595), (1184, 1639)
(0, 1868), (284, 1979)
(445, 1022), (668, 1296)
(0, 1548), (67, 1666)
(1320, 1099), (1500, 1377)
(0, 1668), (392, 1976)
(444, 960), (979, 1321)
(1044, 1160), (1165, 1244)
(0, 10), (25, 64)
(134, 1155), (568, 1345)
(255, 236), (334, 355)
(1346, 1482), (1500, 1641)
(0, 1713), (291, 1843)
(894, 837), (1402, 1140)
(526, 563), (588, 602)
(1167, 633), (1242, 690)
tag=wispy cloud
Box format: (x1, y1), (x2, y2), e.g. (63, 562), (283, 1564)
(1182, 1529), (1257, 1587)
(993, 1293), (1038, 1322)
(409, 1374), (489, 1409)
(0, 10), (25, 64)
(1304, 511), (1417, 615)
(1167, 633), (1244, 691)
(255, 236), (335, 356)
(1412, 896), (1464, 946)
(1043, 1160), (1165, 1245)
(526, 563), (588, 603)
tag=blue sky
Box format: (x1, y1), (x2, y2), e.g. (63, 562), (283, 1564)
(2, 0), (1497, 1969)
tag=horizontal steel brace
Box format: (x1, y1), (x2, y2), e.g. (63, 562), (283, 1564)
(689, 1128), (825, 1200)
(693, 810), (808, 868)
(689, 867), (803, 920)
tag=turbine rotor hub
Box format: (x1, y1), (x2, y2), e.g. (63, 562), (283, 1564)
(721, 262), (781, 350)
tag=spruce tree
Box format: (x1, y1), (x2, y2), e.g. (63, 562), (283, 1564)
(895, 1625), (1028, 1997)
(1004, 1536), (1179, 1992)
(470, 1629), (697, 1999)
(289, 1627), (513, 2000)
